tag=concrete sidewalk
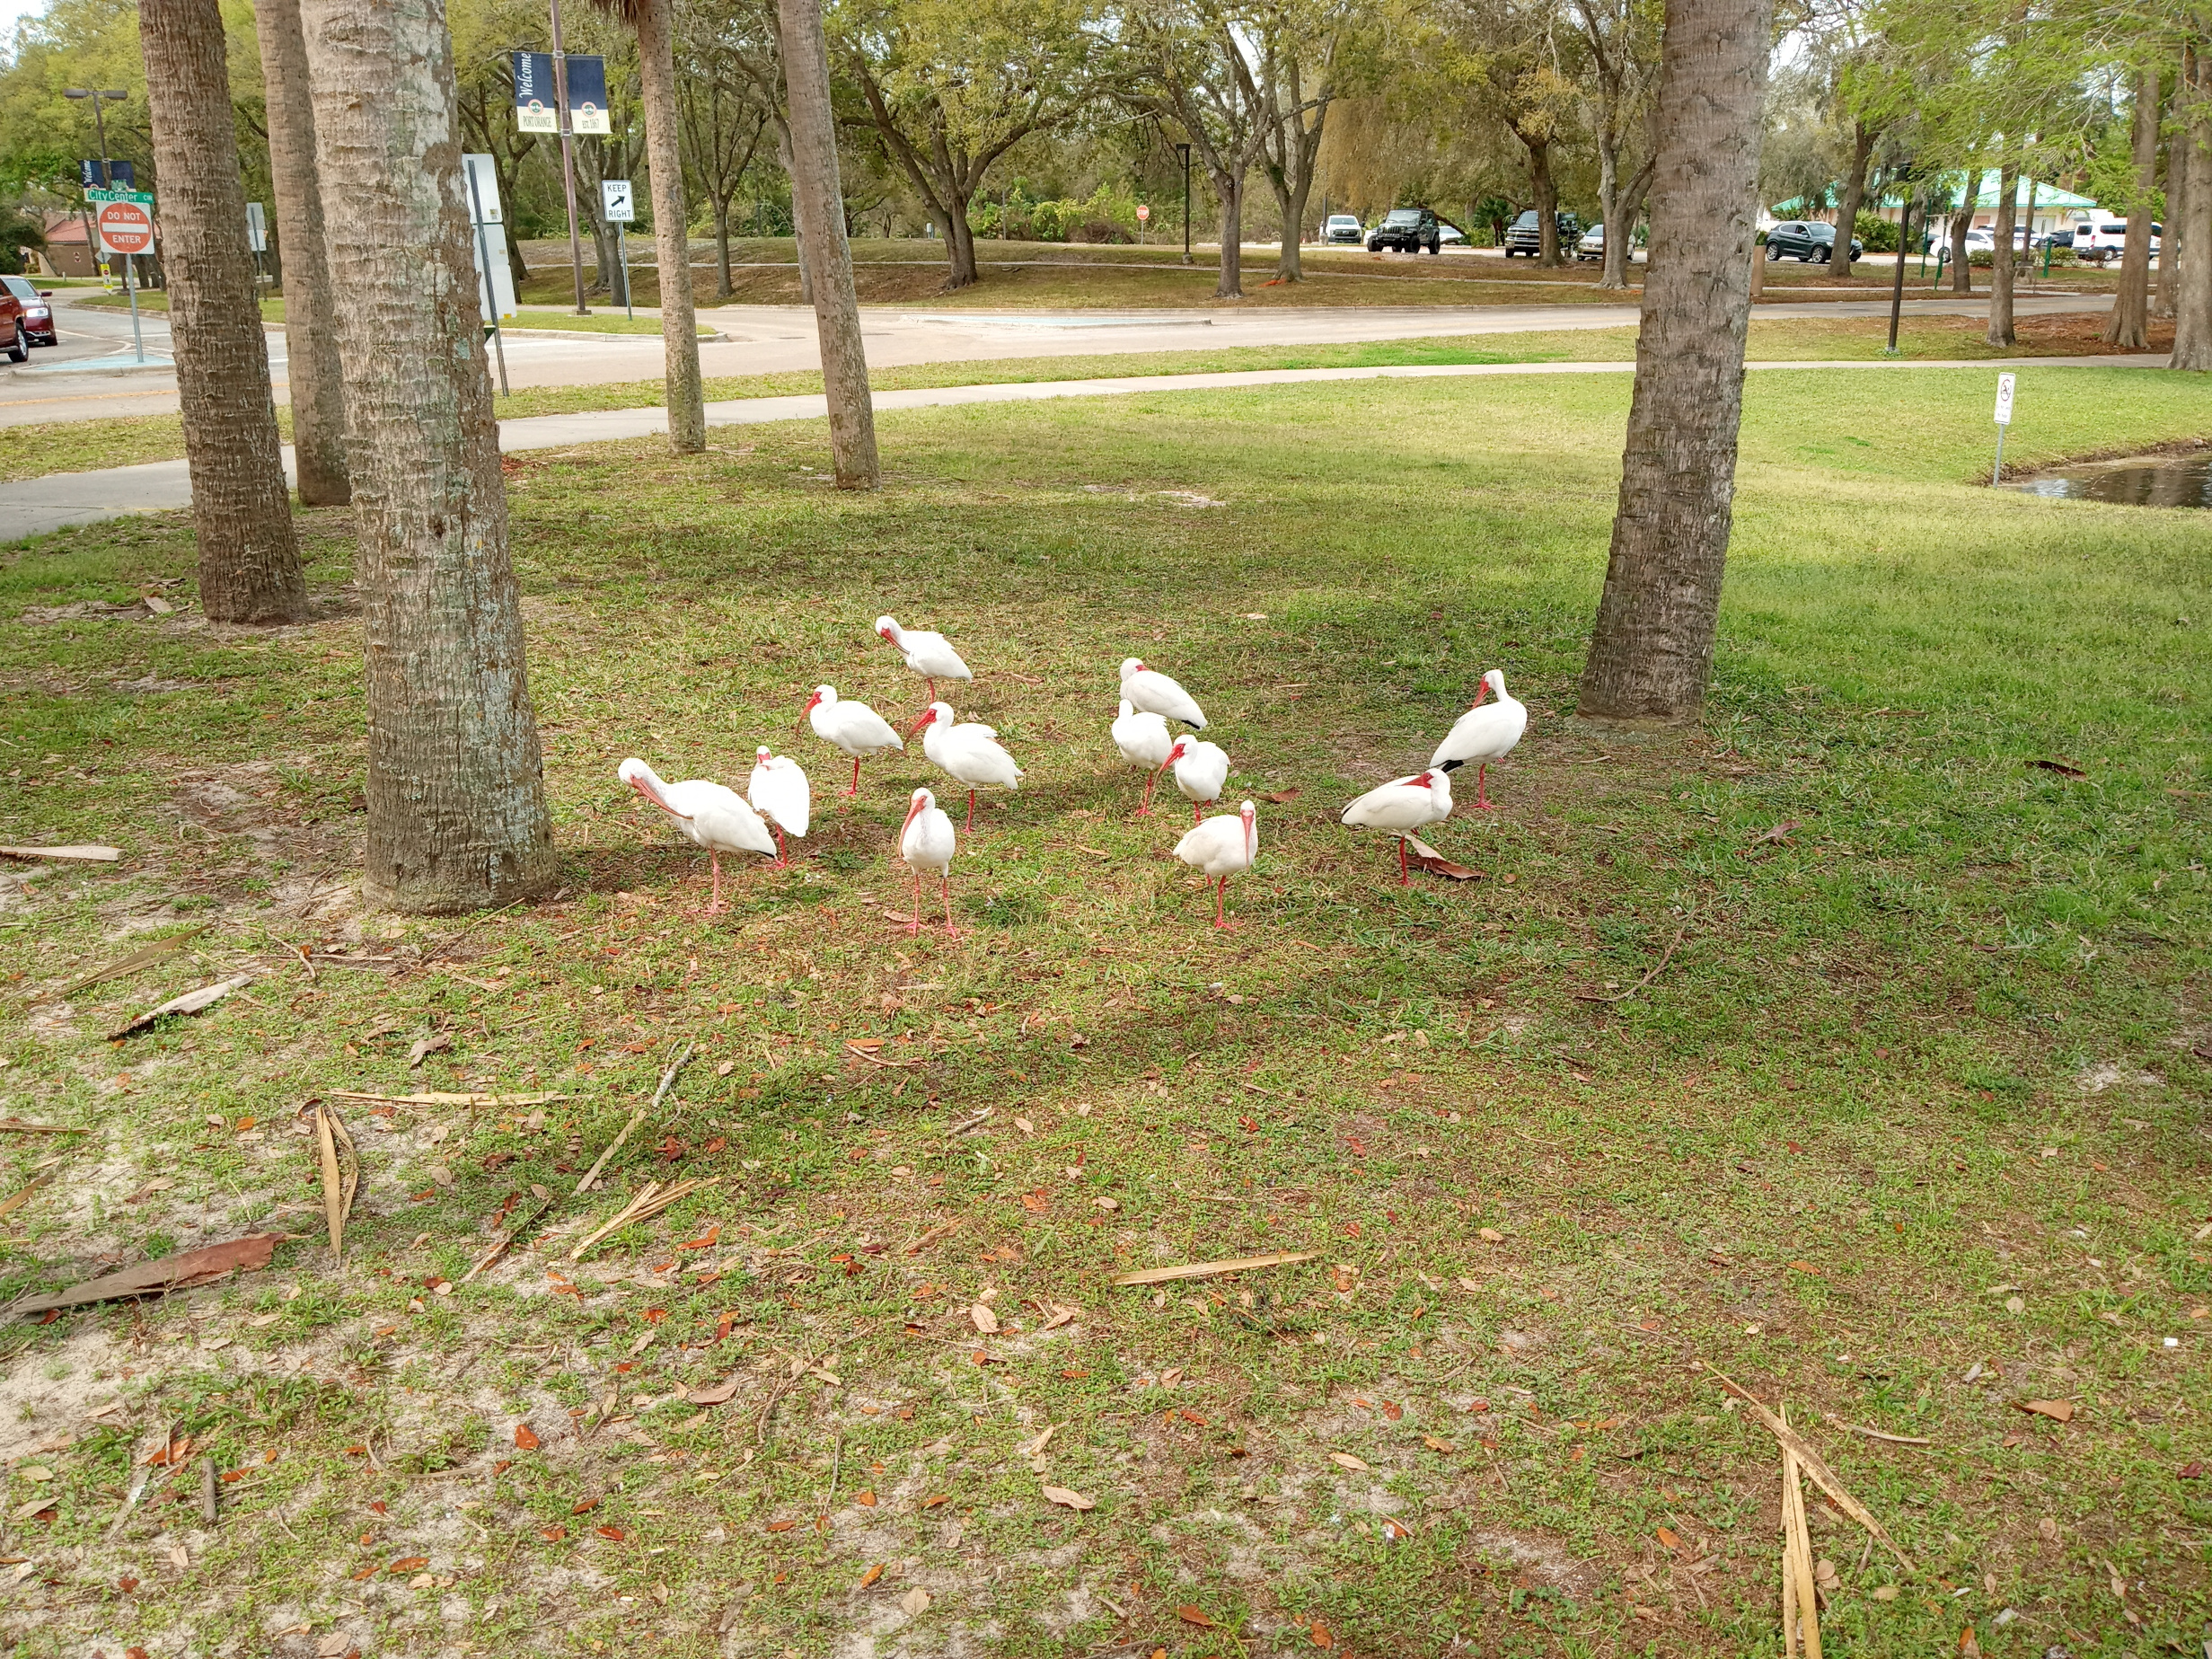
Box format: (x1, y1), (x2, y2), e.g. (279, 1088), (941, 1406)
(0, 349), (2169, 543)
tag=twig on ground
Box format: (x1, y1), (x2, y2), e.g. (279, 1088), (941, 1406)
(1703, 1362), (1914, 1572)
(574, 1041), (693, 1197)
(1573, 913), (1698, 1004)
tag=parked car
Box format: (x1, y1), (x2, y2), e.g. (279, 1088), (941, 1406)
(1503, 208), (1581, 257)
(2075, 220), (2160, 262)
(1320, 213), (1364, 245)
(1367, 207), (1441, 255)
(0, 274), (54, 360)
(2033, 226), (2075, 251)
(1573, 222), (1643, 261)
(1763, 219), (1864, 262)
(1438, 222), (1466, 246)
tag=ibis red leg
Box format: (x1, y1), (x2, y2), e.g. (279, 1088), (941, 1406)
(1474, 763), (1498, 811)
(1137, 770), (1157, 816)
(1214, 875), (1228, 928)
(844, 756), (861, 797)
(1193, 800), (1203, 827)
(708, 851), (725, 914)
(966, 790), (977, 834)
(1397, 837), (1410, 886)
(771, 825), (788, 867)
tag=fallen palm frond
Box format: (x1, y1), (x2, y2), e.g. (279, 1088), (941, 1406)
(1780, 1402), (1822, 1659)
(8, 1233), (285, 1317)
(327, 1090), (568, 1109)
(568, 1177), (718, 1262)
(1113, 1250), (1318, 1286)
(48, 926), (210, 1002)
(108, 975), (253, 1040)
(313, 1101), (358, 1265)
(1704, 1362), (1914, 1571)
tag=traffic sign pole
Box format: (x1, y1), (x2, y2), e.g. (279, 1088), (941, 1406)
(91, 190), (157, 363)
(1992, 372), (2015, 485)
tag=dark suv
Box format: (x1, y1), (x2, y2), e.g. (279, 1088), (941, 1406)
(1368, 207), (1441, 255)
(0, 274), (55, 361)
(1763, 219), (1864, 263)
(1503, 208), (1582, 257)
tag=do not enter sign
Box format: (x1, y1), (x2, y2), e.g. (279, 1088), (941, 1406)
(95, 199), (154, 256)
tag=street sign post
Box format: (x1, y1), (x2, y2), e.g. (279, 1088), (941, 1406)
(1992, 372), (2015, 485)
(463, 154), (514, 396)
(88, 187), (154, 363)
(602, 180), (634, 317)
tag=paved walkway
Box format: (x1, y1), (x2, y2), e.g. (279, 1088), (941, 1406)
(0, 349), (2169, 543)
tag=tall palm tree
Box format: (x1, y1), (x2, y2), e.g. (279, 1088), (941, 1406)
(139, 0), (308, 623)
(590, 0), (707, 452)
(297, 0), (559, 913)
(1577, 0), (1773, 725)
(253, 0), (350, 506)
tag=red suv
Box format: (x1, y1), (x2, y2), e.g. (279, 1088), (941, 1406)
(1, 275), (56, 360)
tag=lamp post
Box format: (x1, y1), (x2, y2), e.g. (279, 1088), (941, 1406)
(1885, 164), (1923, 357)
(1177, 142), (1192, 266)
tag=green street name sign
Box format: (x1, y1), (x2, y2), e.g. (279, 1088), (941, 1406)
(86, 187), (154, 207)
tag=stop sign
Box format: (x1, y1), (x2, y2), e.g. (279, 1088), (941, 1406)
(96, 199), (154, 257)
(1136, 204), (1150, 221)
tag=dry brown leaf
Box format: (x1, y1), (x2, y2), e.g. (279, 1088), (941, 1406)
(970, 1303), (1000, 1334)
(1655, 1525), (1682, 1552)
(1178, 1605), (1218, 1628)
(1040, 1304), (1078, 1329)
(6, 1232), (282, 1317)
(1113, 1249), (1317, 1286)
(684, 1377), (741, 1406)
(1422, 1435), (1455, 1452)
(859, 1563), (884, 1588)
(108, 975), (251, 1040)
(1328, 1452), (1369, 1470)
(407, 1032), (454, 1069)
(1041, 1485), (1096, 1512)
(514, 1424), (541, 1451)
(900, 1586), (930, 1616)
(855, 1489), (877, 1507)
(2012, 1399), (2075, 1424)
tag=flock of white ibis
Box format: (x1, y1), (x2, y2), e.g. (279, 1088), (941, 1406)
(620, 618), (1526, 933)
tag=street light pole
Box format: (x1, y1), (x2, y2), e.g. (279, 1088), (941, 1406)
(1886, 196), (1912, 355)
(1177, 142), (1192, 266)
(546, 0), (589, 314)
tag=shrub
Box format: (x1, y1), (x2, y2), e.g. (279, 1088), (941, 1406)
(1852, 209), (1899, 253)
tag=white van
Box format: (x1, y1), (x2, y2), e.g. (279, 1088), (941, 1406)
(2076, 220), (2161, 262)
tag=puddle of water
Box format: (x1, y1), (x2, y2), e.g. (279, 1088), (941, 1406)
(2005, 453), (2212, 506)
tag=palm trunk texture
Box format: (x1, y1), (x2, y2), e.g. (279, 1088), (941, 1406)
(2105, 65), (2157, 349)
(776, 0), (878, 485)
(630, 0), (707, 452)
(253, 0), (350, 507)
(299, 0), (559, 913)
(140, 0), (307, 623)
(1575, 0), (1772, 727)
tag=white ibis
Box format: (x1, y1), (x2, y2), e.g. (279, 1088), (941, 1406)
(1111, 698), (1173, 814)
(910, 702), (1021, 833)
(877, 615), (973, 713)
(618, 757), (775, 912)
(1430, 669), (1527, 809)
(1175, 799), (1257, 928)
(748, 745), (811, 866)
(1118, 657), (1206, 729)
(1341, 769), (1454, 885)
(1157, 735), (1229, 825)
(895, 786), (959, 939)
(802, 684), (903, 797)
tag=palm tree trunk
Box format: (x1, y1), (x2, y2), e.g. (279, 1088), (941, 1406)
(2174, 47), (2212, 370)
(1576, 0), (1772, 727)
(2105, 66), (2157, 349)
(625, 0), (706, 451)
(298, 0), (559, 913)
(139, 0), (307, 623)
(1986, 160), (2018, 347)
(253, 0), (349, 507)
(776, 0), (877, 485)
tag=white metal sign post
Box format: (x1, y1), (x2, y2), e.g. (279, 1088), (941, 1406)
(1992, 372), (2016, 485)
(88, 187), (154, 363)
(602, 180), (634, 318)
(463, 154), (512, 397)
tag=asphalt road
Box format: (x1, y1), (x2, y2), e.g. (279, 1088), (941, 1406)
(3, 286), (2115, 432)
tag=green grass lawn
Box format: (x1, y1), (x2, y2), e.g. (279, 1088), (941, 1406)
(1, 365), (2207, 1658)
(0, 311), (2168, 486)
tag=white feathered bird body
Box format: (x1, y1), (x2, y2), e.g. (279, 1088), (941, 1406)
(1431, 670), (1527, 771)
(806, 685), (903, 758)
(748, 746), (811, 837)
(1111, 699), (1173, 769)
(1176, 800), (1258, 878)
(877, 615), (973, 684)
(1118, 657), (1206, 729)
(619, 758), (776, 859)
(916, 702), (1022, 790)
